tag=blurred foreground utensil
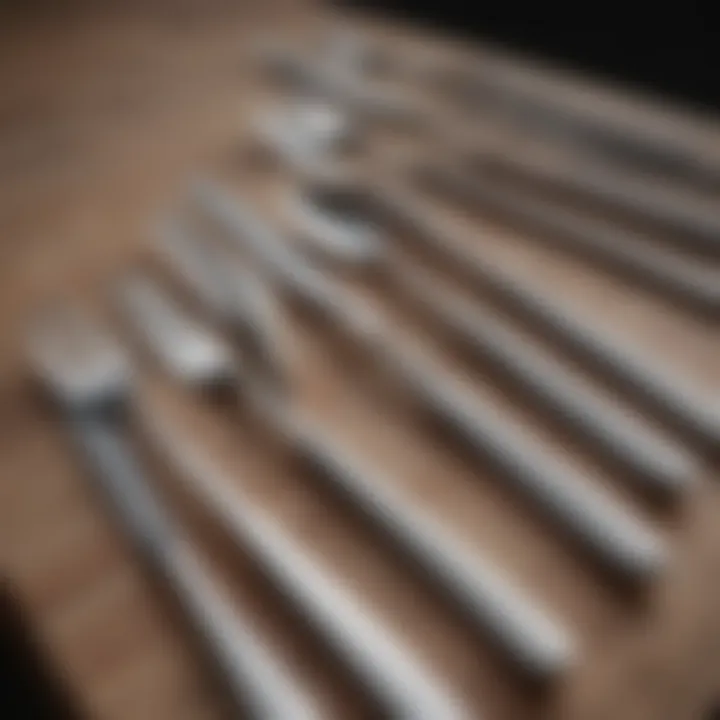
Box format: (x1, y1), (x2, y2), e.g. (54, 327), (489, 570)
(25, 306), (322, 720)
(252, 100), (357, 178)
(465, 150), (720, 259)
(439, 66), (720, 191)
(257, 45), (422, 128)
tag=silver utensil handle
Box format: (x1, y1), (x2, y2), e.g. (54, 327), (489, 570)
(141, 413), (471, 720)
(458, 70), (720, 189)
(272, 407), (574, 678)
(270, 269), (667, 581)
(422, 165), (718, 315)
(389, 262), (696, 498)
(472, 152), (720, 257)
(372, 183), (720, 451)
(69, 415), (320, 720)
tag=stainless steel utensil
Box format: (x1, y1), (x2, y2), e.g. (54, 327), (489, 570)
(26, 306), (322, 720)
(116, 272), (471, 718)
(192, 181), (668, 583)
(418, 163), (719, 316)
(369, 180), (720, 452)
(439, 66), (720, 191)
(466, 151), (720, 258)
(264, 176), (697, 498)
(121, 259), (575, 680)
(252, 100), (356, 178)
(257, 46), (423, 128)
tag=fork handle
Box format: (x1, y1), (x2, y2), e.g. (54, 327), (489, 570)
(68, 414), (320, 720)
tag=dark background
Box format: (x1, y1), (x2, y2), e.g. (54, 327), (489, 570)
(342, 0), (718, 113)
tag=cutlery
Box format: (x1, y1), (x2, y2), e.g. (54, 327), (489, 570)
(120, 260), (575, 680)
(437, 66), (720, 191)
(465, 150), (720, 258)
(417, 163), (719, 316)
(26, 306), (322, 720)
(116, 273), (472, 718)
(368, 180), (720, 453)
(272, 178), (697, 498)
(192, 181), (668, 582)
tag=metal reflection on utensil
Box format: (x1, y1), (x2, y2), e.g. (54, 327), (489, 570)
(116, 272), (472, 718)
(284, 182), (383, 266)
(26, 306), (322, 720)
(369, 178), (720, 452)
(193, 182), (668, 583)
(148, 235), (576, 678)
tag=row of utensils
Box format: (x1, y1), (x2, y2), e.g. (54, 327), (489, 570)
(247, 107), (718, 453)
(27, 219), (470, 717)
(256, 31), (720, 317)
(259, 23), (720, 194)
(249, 31), (718, 468)
(26, 29), (718, 719)
(27, 171), (714, 717)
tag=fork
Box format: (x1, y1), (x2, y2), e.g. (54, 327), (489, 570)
(25, 306), (322, 720)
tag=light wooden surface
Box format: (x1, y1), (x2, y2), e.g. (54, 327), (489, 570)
(0, 5), (718, 719)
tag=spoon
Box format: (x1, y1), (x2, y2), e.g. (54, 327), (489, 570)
(25, 305), (322, 720)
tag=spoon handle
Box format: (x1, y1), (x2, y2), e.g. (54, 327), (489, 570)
(67, 413), (320, 720)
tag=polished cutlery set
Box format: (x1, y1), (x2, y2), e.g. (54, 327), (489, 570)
(24, 24), (718, 720)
